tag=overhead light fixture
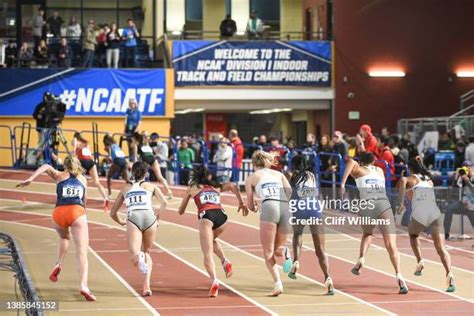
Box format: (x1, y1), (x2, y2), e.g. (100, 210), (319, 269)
(175, 108), (204, 114)
(368, 70), (406, 77)
(456, 71), (474, 78)
(250, 108), (292, 115)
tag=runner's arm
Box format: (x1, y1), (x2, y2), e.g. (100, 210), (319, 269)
(221, 182), (248, 216)
(16, 164), (61, 187)
(178, 187), (192, 215)
(110, 191), (126, 225)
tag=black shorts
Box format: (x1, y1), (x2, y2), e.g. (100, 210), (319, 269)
(142, 155), (156, 166)
(198, 209), (228, 230)
(113, 158), (127, 171)
(80, 159), (95, 172)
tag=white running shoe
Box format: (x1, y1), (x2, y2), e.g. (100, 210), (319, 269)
(325, 277), (335, 295)
(269, 281), (283, 297)
(414, 259), (424, 276)
(397, 273), (408, 294)
(138, 252), (148, 275)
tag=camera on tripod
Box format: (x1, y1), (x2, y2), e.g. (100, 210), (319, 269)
(42, 92), (66, 129)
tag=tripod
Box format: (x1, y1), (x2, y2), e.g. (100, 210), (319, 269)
(27, 127), (70, 166)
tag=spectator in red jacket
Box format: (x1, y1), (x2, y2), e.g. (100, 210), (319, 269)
(357, 124), (379, 157)
(229, 129), (244, 170)
(267, 137), (287, 171)
(377, 136), (396, 183)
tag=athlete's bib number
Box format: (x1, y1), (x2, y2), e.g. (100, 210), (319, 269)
(81, 147), (92, 156)
(365, 179), (385, 194)
(200, 192), (220, 205)
(261, 183), (280, 199)
(62, 186), (83, 198)
(125, 192), (147, 208)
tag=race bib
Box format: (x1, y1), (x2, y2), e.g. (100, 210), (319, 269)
(125, 192), (147, 207)
(364, 179), (385, 194)
(115, 149), (125, 158)
(62, 186), (84, 198)
(141, 145), (153, 154)
(81, 147), (92, 156)
(199, 192), (220, 204)
(261, 182), (280, 199)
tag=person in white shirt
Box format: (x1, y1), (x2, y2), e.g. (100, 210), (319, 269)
(212, 138), (233, 183)
(465, 136), (474, 164)
(246, 10), (264, 39)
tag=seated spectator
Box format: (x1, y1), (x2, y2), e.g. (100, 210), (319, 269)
(246, 10), (263, 39)
(149, 132), (169, 179)
(82, 20), (96, 68)
(5, 40), (18, 67)
(220, 14), (237, 38)
(122, 18), (140, 68)
(66, 16), (81, 38)
(106, 22), (121, 68)
(178, 138), (195, 185)
(56, 38), (72, 68)
(96, 25), (109, 67)
(35, 39), (49, 67)
(444, 161), (474, 240)
(47, 11), (64, 38)
(212, 138), (233, 183)
(17, 42), (33, 67)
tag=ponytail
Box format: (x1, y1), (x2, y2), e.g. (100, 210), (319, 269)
(189, 165), (220, 188)
(74, 132), (89, 145)
(408, 156), (432, 181)
(290, 155), (313, 186)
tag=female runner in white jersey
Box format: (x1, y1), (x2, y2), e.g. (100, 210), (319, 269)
(341, 152), (408, 294)
(245, 151), (293, 296)
(398, 157), (455, 292)
(110, 161), (167, 296)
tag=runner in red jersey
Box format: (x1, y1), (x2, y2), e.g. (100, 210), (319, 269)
(179, 165), (251, 297)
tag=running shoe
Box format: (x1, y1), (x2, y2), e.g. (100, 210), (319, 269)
(269, 281), (283, 297)
(222, 260), (233, 278)
(143, 288), (153, 296)
(209, 280), (219, 297)
(351, 257), (365, 275)
(325, 277), (335, 295)
(166, 191), (174, 200)
(446, 272), (456, 292)
(103, 200), (109, 212)
(414, 259), (425, 276)
(282, 247), (292, 273)
(49, 264), (62, 282)
(288, 260), (299, 279)
(80, 289), (96, 301)
(397, 273), (409, 294)
(138, 252), (148, 275)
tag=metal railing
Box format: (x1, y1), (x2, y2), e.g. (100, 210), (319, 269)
(460, 89), (474, 110)
(166, 30), (331, 41)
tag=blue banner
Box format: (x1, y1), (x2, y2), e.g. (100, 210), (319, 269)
(0, 69), (166, 116)
(172, 40), (332, 86)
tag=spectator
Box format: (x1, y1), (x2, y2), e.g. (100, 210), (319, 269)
(357, 124), (379, 157)
(35, 39), (49, 67)
(304, 133), (318, 152)
(347, 137), (357, 158)
(66, 16), (81, 38)
(318, 134), (333, 187)
(47, 11), (64, 37)
(82, 20), (96, 68)
(122, 18), (140, 68)
(32, 8), (46, 49)
(220, 14), (237, 38)
(377, 136), (396, 185)
(267, 137), (287, 171)
(444, 161), (474, 240)
(149, 133), (169, 180)
(454, 141), (466, 168)
(465, 136), (474, 163)
(17, 42), (33, 67)
(106, 22), (121, 68)
(5, 40), (17, 67)
(96, 25), (109, 67)
(178, 139), (195, 185)
(381, 126), (390, 137)
(229, 129), (244, 170)
(330, 131), (347, 171)
(124, 98), (141, 159)
(400, 133), (418, 159)
(438, 132), (455, 151)
(56, 37), (72, 68)
(213, 138), (233, 183)
(246, 10), (263, 39)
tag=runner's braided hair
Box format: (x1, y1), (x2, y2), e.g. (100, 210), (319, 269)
(290, 154), (314, 187)
(408, 156), (433, 181)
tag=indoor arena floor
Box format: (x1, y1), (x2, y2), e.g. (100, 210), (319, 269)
(0, 169), (472, 315)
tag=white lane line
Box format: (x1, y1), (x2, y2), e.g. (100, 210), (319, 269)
(0, 219), (160, 316)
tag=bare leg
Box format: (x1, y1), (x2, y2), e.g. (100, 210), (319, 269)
(292, 225), (304, 262)
(379, 211), (401, 274)
(53, 221), (71, 265)
(70, 215), (90, 291)
(212, 223), (227, 263)
(107, 164), (119, 196)
(152, 161), (172, 196)
(408, 220), (424, 263)
(311, 232), (330, 279)
(430, 221), (452, 275)
(89, 165), (107, 201)
(142, 222), (158, 294)
(260, 221), (280, 283)
(199, 219), (217, 282)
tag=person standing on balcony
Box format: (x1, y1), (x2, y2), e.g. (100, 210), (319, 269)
(32, 8), (46, 50)
(82, 20), (96, 68)
(220, 14), (237, 38)
(47, 11), (64, 38)
(106, 22), (121, 68)
(122, 18), (140, 68)
(246, 10), (263, 39)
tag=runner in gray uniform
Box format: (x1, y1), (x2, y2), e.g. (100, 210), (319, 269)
(398, 157), (455, 292)
(341, 152), (408, 294)
(245, 151), (292, 296)
(110, 161), (167, 296)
